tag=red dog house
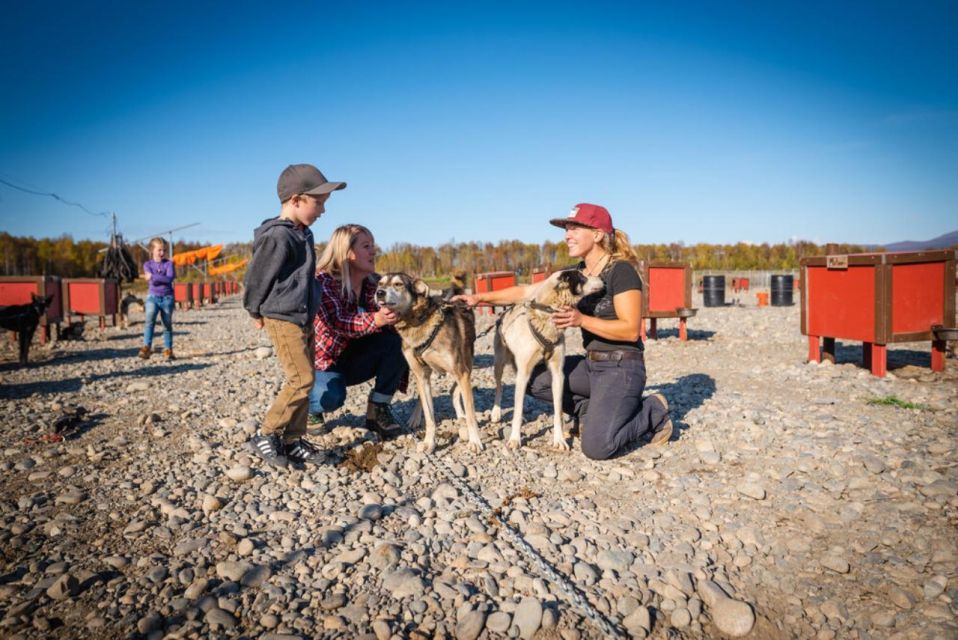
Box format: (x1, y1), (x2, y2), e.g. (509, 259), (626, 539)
(531, 268), (551, 284)
(0, 275), (64, 343)
(801, 250), (956, 377)
(61, 278), (119, 329)
(640, 262), (696, 341)
(474, 271), (518, 316)
(174, 282), (194, 310)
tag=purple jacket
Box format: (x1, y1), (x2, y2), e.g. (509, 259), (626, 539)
(144, 259), (176, 297)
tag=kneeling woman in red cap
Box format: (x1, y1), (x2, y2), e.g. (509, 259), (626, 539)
(457, 203), (671, 459)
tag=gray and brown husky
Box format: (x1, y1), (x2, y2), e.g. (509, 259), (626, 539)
(375, 273), (483, 453)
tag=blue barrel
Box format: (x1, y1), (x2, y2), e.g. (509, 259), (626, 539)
(703, 275), (725, 307)
(770, 274), (794, 306)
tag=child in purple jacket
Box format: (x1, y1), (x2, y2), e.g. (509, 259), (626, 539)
(139, 237), (177, 360)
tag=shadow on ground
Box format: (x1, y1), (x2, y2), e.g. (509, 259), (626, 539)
(0, 363), (212, 400)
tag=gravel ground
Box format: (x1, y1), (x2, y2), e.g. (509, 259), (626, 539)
(0, 291), (955, 639)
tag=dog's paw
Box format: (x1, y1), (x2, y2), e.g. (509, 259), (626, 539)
(505, 438), (522, 450)
(490, 407), (502, 422)
(417, 439), (436, 454)
(552, 437), (570, 452)
(466, 438), (484, 453)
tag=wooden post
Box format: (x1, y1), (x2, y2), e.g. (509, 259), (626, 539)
(870, 343), (887, 377)
(808, 336), (820, 363)
(931, 340), (946, 372)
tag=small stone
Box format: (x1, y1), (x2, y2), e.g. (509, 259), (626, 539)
(205, 607), (237, 629)
(226, 465), (252, 482)
(46, 574), (79, 600)
(821, 555), (850, 574)
(623, 606), (651, 632)
(514, 597), (543, 639)
(359, 503), (383, 521)
(202, 495), (223, 513)
(736, 482), (766, 500)
(455, 608), (486, 640)
(671, 607), (692, 628)
(255, 347), (273, 360)
(216, 561), (252, 582)
(382, 568), (426, 598)
(372, 619), (391, 640)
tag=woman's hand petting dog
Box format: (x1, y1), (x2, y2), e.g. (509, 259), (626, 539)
(552, 305), (583, 329)
(374, 307), (399, 327)
(449, 293), (480, 307)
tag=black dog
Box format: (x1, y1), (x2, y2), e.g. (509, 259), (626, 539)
(0, 294), (53, 365)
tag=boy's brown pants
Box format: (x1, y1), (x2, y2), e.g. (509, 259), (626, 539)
(262, 318), (314, 442)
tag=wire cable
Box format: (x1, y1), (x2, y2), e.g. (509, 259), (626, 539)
(0, 175), (110, 218)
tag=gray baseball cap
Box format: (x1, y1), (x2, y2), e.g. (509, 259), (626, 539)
(277, 164), (346, 202)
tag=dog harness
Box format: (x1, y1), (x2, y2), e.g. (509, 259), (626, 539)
(496, 302), (564, 361)
(409, 305), (449, 358)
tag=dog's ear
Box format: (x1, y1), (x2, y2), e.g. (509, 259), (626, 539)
(414, 279), (431, 296)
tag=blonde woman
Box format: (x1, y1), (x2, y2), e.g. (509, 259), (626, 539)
(456, 203), (672, 459)
(310, 224), (407, 438)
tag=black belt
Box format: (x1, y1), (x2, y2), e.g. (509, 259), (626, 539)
(587, 349), (643, 362)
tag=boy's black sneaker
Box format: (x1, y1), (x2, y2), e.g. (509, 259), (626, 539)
(248, 433), (288, 468)
(285, 438), (326, 465)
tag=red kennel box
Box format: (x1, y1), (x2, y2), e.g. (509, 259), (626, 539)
(174, 282), (194, 309)
(474, 271), (518, 316)
(640, 262), (696, 342)
(0, 275), (63, 343)
(801, 250), (956, 377)
(531, 268), (550, 284)
(61, 278), (119, 328)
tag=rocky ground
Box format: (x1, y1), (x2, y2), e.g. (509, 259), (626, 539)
(0, 291), (956, 640)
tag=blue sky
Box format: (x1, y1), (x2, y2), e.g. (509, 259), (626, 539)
(1, 1), (956, 250)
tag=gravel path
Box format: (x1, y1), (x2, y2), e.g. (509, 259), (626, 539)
(1, 293), (955, 639)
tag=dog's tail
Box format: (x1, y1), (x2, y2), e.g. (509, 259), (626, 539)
(442, 272), (467, 299)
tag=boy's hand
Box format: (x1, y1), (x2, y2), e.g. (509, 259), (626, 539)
(374, 308), (399, 327)
(253, 318), (264, 330)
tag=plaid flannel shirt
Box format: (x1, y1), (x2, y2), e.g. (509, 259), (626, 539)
(313, 271), (381, 371)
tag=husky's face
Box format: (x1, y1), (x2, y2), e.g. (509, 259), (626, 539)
(375, 273), (430, 315)
(537, 269), (604, 308)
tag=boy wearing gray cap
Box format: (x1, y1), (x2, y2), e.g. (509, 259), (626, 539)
(243, 164), (346, 468)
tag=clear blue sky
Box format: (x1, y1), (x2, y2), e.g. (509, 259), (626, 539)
(1, 1), (956, 250)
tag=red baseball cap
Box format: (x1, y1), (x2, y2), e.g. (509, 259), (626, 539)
(549, 203), (614, 235)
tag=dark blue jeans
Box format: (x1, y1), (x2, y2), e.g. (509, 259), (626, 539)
(143, 294), (174, 349)
(309, 330), (408, 414)
(528, 354), (667, 460)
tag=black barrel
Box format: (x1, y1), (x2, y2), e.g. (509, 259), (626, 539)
(703, 275), (725, 307)
(770, 274), (794, 306)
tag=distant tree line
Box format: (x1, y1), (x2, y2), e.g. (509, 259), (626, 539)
(1, 232), (875, 280)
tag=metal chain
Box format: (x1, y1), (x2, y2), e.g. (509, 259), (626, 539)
(421, 449), (626, 638)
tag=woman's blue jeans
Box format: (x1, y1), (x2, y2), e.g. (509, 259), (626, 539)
(144, 294), (174, 349)
(309, 330), (407, 415)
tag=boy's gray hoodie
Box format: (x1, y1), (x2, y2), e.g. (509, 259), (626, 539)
(243, 217), (318, 327)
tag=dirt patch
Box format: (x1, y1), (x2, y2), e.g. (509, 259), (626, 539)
(338, 442), (383, 473)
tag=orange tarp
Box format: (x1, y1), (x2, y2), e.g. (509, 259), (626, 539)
(208, 259), (248, 276)
(171, 244), (224, 266)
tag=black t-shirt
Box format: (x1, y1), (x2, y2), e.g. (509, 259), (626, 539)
(576, 260), (644, 352)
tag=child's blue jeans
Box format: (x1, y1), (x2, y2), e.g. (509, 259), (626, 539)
(144, 294), (174, 349)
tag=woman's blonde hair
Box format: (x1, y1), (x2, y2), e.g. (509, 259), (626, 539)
(148, 237), (167, 252)
(597, 228), (640, 268)
(316, 224), (374, 300)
